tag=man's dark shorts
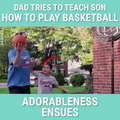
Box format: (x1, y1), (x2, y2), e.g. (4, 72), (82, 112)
(8, 85), (31, 94)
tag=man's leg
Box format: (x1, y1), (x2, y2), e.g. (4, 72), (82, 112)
(21, 86), (31, 94)
(8, 86), (21, 94)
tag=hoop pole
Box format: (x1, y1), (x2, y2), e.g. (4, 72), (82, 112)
(111, 39), (114, 94)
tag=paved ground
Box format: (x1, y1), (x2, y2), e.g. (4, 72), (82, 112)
(0, 83), (7, 88)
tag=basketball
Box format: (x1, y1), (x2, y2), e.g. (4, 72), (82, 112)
(12, 35), (27, 46)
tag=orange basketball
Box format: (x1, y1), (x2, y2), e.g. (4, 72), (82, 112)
(12, 35), (27, 46)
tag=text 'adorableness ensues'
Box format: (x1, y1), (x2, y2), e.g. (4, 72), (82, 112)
(22, 96), (98, 117)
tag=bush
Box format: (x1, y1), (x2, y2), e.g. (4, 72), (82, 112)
(0, 73), (7, 79)
(52, 72), (64, 85)
(70, 74), (85, 87)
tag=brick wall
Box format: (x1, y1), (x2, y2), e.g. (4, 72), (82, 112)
(93, 27), (120, 94)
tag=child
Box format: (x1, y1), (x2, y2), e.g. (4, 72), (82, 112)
(32, 63), (69, 94)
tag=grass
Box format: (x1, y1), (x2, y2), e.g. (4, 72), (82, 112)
(0, 88), (9, 93)
(0, 86), (87, 94)
(0, 79), (7, 83)
(0, 78), (87, 94)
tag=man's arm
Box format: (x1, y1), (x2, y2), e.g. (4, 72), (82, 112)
(13, 52), (22, 67)
(13, 43), (25, 67)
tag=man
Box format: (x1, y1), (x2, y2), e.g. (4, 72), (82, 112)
(8, 32), (40, 94)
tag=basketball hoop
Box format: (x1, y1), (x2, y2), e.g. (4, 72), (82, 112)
(96, 27), (120, 44)
(95, 26), (120, 94)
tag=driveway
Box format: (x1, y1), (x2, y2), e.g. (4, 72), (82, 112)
(0, 83), (7, 88)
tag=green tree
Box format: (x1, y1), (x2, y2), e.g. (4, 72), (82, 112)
(77, 27), (93, 65)
(39, 27), (93, 65)
(0, 27), (93, 73)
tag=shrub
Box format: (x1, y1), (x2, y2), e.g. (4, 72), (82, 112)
(70, 74), (85, 87)
(52, 72), (64, 85)
(0, 73), (7, 79)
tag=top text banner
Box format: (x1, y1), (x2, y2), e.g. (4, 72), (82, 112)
(0, 0), (120, 26)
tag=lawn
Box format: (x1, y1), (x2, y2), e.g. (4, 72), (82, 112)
(0, 86), (87, 94)
(0, 79), (7, 83)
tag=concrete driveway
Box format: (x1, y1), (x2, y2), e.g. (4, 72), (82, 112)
(0, 83), (7, 88)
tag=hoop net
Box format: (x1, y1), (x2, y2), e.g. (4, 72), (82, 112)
(96, 27), (120, 44)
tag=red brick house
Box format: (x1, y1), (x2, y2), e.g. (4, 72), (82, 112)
(93, 27), (120, 94)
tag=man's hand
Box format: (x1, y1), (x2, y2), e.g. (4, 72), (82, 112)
(13, 43), (26, 67)
(14, 43), (25, 54)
